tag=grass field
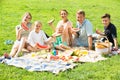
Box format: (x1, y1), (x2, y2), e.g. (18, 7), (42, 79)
(0, 0), (120, 80)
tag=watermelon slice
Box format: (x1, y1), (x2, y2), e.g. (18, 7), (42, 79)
(48, 19), (55, 24)
(21, 23), (29, 31)
(36, 43), (48, 49)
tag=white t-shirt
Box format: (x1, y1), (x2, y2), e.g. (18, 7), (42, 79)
(27, 30), (48, 47)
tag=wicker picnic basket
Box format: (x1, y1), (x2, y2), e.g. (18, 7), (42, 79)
(95, 36), (112, 54)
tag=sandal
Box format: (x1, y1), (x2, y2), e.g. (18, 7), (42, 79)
(4, 53), (11, 59)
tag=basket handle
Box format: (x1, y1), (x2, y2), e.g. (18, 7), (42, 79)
(104, 36), (111, 52)
(98, 36), (111, 52)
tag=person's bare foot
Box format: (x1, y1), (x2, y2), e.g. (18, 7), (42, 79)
(22, 48), (30, 53)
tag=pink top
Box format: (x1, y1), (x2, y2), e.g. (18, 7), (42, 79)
(56, 20), (73, 46)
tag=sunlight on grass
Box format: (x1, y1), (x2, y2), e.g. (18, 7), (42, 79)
(0, 0), (120, 80)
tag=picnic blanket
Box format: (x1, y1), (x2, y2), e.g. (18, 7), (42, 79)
(3, 56), (77, 74)
(79, 51), (107, 62)
(0, 49), (108, 74)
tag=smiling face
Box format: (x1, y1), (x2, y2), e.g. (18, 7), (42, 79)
(34, 21), (42, 33)
(102, 17), (110, 27)
(60, 10), (68, 21)
(76, 14), (85, 24)
(101, 13), (111, 27)
(22, 12), (32, 24)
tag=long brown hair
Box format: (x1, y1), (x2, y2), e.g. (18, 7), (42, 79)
(60, 9), (68, 15)
(21, 12), (32, 22)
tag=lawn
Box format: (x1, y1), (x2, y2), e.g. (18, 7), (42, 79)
(0, 0), (120, 80)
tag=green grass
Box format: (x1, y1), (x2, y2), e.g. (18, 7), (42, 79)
(0, 0), (120, 80)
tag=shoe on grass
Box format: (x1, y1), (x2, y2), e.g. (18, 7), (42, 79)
(3, 53), (11, 59)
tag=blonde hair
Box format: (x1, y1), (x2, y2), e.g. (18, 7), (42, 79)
(32, 21), (42, 29)
(34, 21), (42, 25)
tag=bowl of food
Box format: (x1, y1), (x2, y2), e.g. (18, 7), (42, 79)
(95, 42), (112, 54)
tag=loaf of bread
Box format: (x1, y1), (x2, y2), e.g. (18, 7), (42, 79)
(96, 42), (110, 49)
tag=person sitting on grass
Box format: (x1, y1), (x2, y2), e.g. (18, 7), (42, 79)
(27, 21), (51, 52)
(4, 12), (32, 58)
(51, 25), (71, 51)
(27, 21), (71, 52)
(96, 13), (118, 50)
(73, 10), (93, 50)
(48, 9), (80, 47)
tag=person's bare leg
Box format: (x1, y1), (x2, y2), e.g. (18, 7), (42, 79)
(26, 45), (36, 52)
(60, 44), (71, 50)
(9, 45), (19, 57)
(55, 46), (65, 51)
(14, 38), (26, 57)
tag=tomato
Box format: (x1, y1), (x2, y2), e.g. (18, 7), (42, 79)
(50, 55), (59, 60)
(68, 56), (73, 59)
(61, 56), (65, 60)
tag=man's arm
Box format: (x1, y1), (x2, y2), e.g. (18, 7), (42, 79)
(88, 36), (93, 50)
(111, 25), (118, 49)
(113, 38), (118, 49)
(86, 20), (93, 50)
